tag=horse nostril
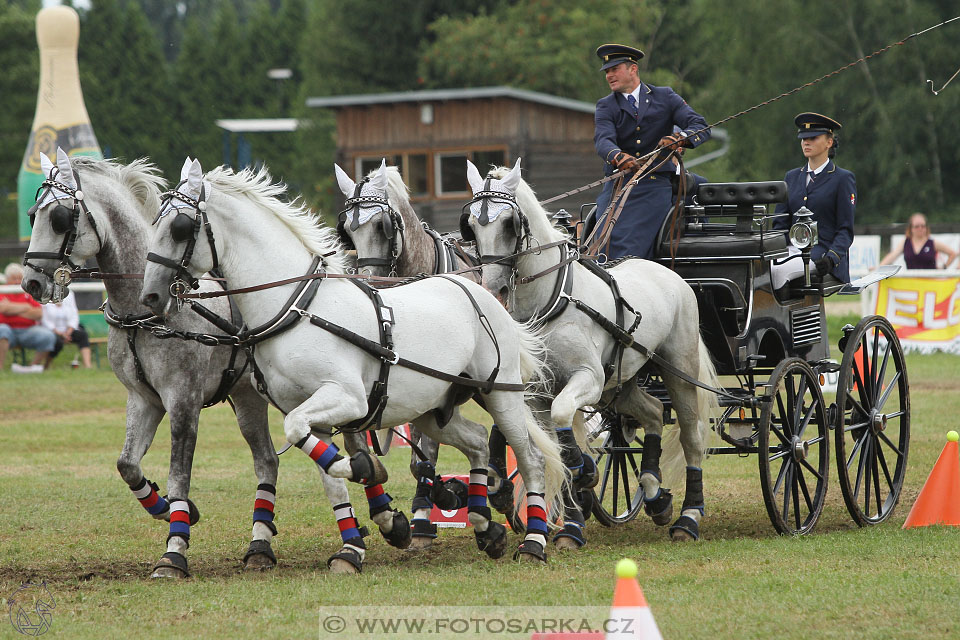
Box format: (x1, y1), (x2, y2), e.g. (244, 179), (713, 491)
(23, 279), (41, 299)
(141, 292), (159, 307)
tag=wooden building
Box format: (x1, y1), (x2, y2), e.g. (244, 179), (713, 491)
(307, 87), (601, 232)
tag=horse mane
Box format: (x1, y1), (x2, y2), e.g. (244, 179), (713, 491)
(487, 166), (569, 243)
(72, 156), (166, 217)
(205, 164), (347, 274)
(367, 165), (419, 225)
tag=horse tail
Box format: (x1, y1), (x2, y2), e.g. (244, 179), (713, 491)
(519, 399), (569, 520)
(515, 319), (550, 390)
(658, 336), (721, 490)
(695, 335), (722, 458)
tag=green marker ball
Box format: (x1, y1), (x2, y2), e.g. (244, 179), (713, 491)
(616, 558), (637, 579)
(947, 431), (959, 442)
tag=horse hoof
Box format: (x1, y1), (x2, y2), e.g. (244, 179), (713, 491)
(382, 511), (412, 550)
(513, 539), (547, 564)
(517, 551), (547, 564)
(669, 514), (700, 541)
(328, 558), (360, 574)
(242, 539), (277, 571)
(554, 536), (581, 552)
(644, 489), (674, 527)
(407, 535), (435, 552)
(475, 521), (508, 560)
(151, 552), (190, 579)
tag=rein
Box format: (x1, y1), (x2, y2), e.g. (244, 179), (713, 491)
(539, 15), (960, 208)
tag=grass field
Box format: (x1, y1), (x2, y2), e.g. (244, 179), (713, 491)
(2, 311), (959, 639)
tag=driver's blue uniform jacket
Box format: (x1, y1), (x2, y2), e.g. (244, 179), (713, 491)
(592, 83), (710, 260)
(773, 160), (856, 282)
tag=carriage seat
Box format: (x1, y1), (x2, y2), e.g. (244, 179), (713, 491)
(656, 181), (790, 260)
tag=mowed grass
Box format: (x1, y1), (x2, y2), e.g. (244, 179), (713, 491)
(2, 312), (959, 639)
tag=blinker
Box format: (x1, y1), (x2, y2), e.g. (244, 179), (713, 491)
(50, 204), (74, 235)
(170, 212), (196, 243)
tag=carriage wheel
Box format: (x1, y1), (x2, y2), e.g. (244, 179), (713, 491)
(758, 358), (830, 535)
(588, 411), (644, 526)
(834, 316), (910, 526)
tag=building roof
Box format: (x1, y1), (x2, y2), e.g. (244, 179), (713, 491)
(215, 118), (300, 133)
(306, 86), (595, 114)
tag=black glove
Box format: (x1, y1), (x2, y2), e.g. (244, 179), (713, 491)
(814, 256), (833, 277)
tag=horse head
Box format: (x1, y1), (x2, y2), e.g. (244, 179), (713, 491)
(334, 159), (407, 276)
(462, 157), (528, 309)
(22, 148), (104, 303)
(140, 157), (216, 317)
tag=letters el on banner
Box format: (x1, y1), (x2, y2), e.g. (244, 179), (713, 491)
(875, 276), (960, 354)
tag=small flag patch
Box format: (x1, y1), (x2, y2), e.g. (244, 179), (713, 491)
(850, 193), (856, 205)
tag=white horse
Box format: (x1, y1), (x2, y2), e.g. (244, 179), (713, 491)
(20, 150), (281, 578)
(333, 160), (520, 549)
(139, 158), (567, 562)
(463, 158), (720, 542)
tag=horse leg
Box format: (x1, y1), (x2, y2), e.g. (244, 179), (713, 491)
(611, 381), (675, 527)
(283, 384), (387, 485)
(316, 466), (367, 574)
(660, 373), (706, 542)
(115, 395), (190, 578)
(151, 395), (203, 579)
(338, 431), (411, 551)
(549, 370), (604, 551)
(414, 415), (508, 560)
(406, 432), (444, 551)
(230, 388), (280, 571)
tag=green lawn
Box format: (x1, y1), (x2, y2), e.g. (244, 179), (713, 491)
(2, 314), (959, 639)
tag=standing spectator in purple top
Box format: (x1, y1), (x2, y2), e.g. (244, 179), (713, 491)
(880, 213), (958, 269)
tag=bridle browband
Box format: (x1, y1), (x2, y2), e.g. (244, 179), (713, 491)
(338, 177), (406, 276)
(146, 181), (219, 303)
(460, 177), (531, 269)
(22, 171), (105, 300)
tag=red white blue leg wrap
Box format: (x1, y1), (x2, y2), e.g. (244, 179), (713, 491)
(253, 483), (277, 535)
(168, 499), (191, 545)
(296, 434), (343, 471)
(468, 468), (491, 521)
(333, 502), (362, 544)
(130, 477), (169, 519)
(364, 484), (393, 517)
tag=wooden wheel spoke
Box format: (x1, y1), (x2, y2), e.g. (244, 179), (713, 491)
(769, 414), (791, 447)
(846, 428), (868, 470)
(781, 463), (794, 523)
(773, 456), (789, 496)
(797, 400), (817, 439)
(862, 438), (874, 514)
(796, 467), (815, 511)
(793, 468), (802, 530)
(618, 448), (632, 513)
(875, 339), (892, 393)
(776, 392), (792, 438)
(784, 377), (797, 433)
(872, 444), (884, 516)
(870, 329), (880, 393)
(853, 435), (868, 497)
(875, 443), (896, 495)
(799, 457), (824, 480)
(844, 420), (870, 433)
(877, 430), (904, 458)
(876, 370), (902, 411)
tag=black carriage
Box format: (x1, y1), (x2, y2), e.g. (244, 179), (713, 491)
(586, 180), (910, 535)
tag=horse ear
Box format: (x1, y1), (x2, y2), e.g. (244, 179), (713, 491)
(40, 152), (55, 178)
(371, 158), (388, 191)
(466, 159), (484, 194)
(56, 147), (76, 188)
(179, 157), (193, 182)
(334, 164), (355, 197)
(187, 158), (203, 194)
(500, 157), (522, 193)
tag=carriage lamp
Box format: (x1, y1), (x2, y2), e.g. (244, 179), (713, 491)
(789, 207), (818, 249)
(552, 208), (574, 233)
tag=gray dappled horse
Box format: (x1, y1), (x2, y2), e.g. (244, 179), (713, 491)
(462, 159), (720, 543)
(333, 161), (520, 548)
(20, 151), (397, 577)
(139, 158), (568, 562)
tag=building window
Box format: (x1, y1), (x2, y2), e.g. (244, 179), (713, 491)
(436, 152), (469, 195)
(355, 155), (400, 179)
(406, 153), (428, 197)
(471, 149), (507, 173)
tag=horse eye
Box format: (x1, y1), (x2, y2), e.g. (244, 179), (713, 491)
(50, 204), (74, 235)
(170, 212), (195, 243)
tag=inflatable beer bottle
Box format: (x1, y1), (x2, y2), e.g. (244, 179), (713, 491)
(17, 5), (101, 241)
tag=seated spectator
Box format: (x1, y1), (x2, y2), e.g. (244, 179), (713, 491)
(41, 290), (93, 369)
(0, 263), (57, 373)
(880, 213), (958, 269)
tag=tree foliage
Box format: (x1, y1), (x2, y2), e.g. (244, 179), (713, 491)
(3, 0), (960, 238)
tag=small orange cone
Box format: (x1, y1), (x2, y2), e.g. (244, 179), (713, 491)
(903, 431), (960, 528)
(605, 559), (662, 640)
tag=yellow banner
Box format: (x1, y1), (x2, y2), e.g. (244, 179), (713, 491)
(874, 276), (960, 352)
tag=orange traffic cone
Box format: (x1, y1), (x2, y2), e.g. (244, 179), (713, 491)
(606, 559), (662, 640)
(902, 431), (960, 528)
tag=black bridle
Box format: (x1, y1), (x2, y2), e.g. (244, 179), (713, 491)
(146, 181), (218, 300)
(459, 177), (530, 270)
(337, 177), (405, 276)
(22, 171), (105, 299)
